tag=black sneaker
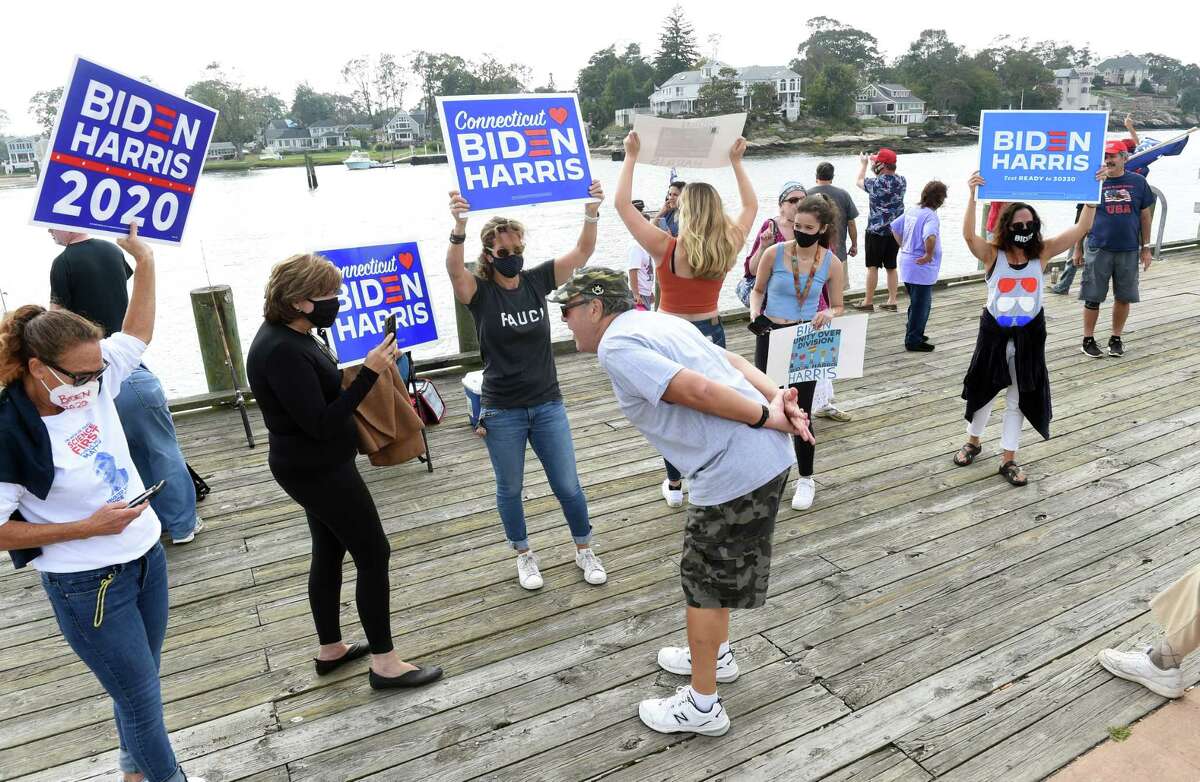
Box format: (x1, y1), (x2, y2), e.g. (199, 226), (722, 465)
(905, 342), (935, 352)
(1081, 337), (1104, 358)
(1107, 335), (1124, 357)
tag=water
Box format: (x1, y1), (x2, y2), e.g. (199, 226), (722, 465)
(3, 135), (1199, 397)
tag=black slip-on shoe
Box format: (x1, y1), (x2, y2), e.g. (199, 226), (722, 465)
(369, 665), (444, 690)
(314, 641), (370, 676)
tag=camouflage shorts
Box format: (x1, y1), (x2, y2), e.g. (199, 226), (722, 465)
(680, 469), (790, 609)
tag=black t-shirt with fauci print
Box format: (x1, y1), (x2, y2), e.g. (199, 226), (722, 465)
(467, 260), (562, 409)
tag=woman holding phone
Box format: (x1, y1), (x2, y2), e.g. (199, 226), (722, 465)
(247, 253), (442, 690)
(0, 225), (207, 782)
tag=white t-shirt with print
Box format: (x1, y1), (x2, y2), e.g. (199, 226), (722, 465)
(0, 332), (161, 572)
(626, 241), (655, 298)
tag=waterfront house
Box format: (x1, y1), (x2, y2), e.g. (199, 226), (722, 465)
(1053, 67), (1099, 110)
(855, 84), (927, 125)
(205, 141), (238, 161)
(308, 120), (366, 150)
(648, 60), (804, 120)
(384, 111), (422, 144)
(264, 119), (313, 153)
(1096, 55), (1151, 87)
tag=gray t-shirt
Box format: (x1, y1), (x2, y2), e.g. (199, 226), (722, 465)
(807, 184), (860, 262)
(597, 311), (795, 506)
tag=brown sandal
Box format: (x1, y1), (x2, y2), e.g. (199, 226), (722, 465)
(999, 460), (1028, 486)
(953, 442), (982, 466)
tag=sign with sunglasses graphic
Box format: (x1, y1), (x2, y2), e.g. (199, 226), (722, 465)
(437, 93), (593, 211)
(318, 241), (439, 368)
(977, 110), (1109, 203)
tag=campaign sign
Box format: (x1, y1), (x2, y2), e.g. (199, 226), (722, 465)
(765, 315), (869, 386)
(437, 93), (593, 211)
(977, 110), (1109, 203)
(30, 57), (218, 244)
(319, 242), (439, 368)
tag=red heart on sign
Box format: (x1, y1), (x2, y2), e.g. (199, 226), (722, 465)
(549, 107), (568, 125)
(398, 252), (414, 270)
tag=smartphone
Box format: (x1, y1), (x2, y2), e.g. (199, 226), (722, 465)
(747, 314), (774, 337)
(128, 480), (166, 508)
(384, 313), (397, 341)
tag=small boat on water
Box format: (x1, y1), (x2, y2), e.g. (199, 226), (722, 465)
(343, 150), (373, 170)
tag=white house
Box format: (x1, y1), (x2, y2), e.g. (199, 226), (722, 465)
(614, 106), (653, 128)
(264, 119), (313, 152)
(1053, 67), (1098, 110)
(307, 120), (366, 150)
(855, 84), (926, 125)
(383, 111), (421, 143)
(1096, 56), (1151, 87)
(648, 60), (804, 120)
(206, 141), (238, 161)
(5, 136), (45, 171)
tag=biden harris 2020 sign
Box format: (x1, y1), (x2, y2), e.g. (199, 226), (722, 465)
(437, 93), (593, 211)
(30, 57), (218, 244)
(977, 110), (1109, 203)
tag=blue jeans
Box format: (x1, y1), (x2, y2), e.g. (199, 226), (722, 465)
(478, 400), (591, 550)
(904, 283), (933, 348)
(115, 367), (198, 540)
(41, 543), (188, 782)
(666, 318), (726, 483)
(1052, 262), (1077, 294)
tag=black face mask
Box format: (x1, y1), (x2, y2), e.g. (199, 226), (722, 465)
(1007, 221), (1040, 246)
(793, 229), (821, 248)
(493, 253), (525, 278)
(307, 298), (341, 328)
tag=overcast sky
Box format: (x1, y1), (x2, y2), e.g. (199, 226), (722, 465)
(1, 0), (1188, 135)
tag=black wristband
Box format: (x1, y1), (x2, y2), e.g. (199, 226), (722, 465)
(449, 232), (466, 245)
(748, 404), (769, 429)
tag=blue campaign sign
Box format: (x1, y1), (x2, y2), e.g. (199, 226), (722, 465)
(319, 242), (439, 367)
(977, 110), (1109, 203)
(437, 93), (593, 211)
(30, 57), (218, 244)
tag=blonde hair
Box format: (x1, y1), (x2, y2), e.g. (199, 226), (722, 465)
(676, 183), (741, 280)
(0, 305), (103, 385)
(476, 216), (527, 281)
(263, 254), (342, 324)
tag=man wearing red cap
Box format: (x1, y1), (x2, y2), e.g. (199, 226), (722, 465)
(855, 148), (906, 312)
(1074, 140), (1155, 358)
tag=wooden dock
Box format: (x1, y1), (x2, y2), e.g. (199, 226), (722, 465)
(3, 249), (1200, 782)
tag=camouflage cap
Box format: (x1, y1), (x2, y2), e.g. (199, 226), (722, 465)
(547, 266), (634, 304)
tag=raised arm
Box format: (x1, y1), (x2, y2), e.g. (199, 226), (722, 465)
(1124, 114), (1140, 148)
(962, 172), (995, 269)
(114, 223), (155, 345)
(615, 132), (672, 260)
(553, 180), (605, 286)
(855, 152), (869, 190)
(1043, 204), (1096, 262)
(446, 191), (478, 306)
(729, 138), (758, 241)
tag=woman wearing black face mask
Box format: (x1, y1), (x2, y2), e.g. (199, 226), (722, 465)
(247, 253), (443, 690)
(446, 184), (611, 592)
(749, 195), (846, 511)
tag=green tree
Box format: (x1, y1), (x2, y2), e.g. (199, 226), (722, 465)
(374, 54), (407, 116)
(291, 83), (337, 125)
(996, 49), (1059, 109)
(806, 63), (857, 120)
(474, 56), (530, 94)
(793, 16), (882, 85)
(341, 56), (376, 119)
(1179, 86), (1200, 116)
(28, 87), (64, 135)
(576, 44), (655, 129)
(186, 66), (283, 151)
(695, 67), (741, 116)
(653, 5), (700, 83)
(747, 82), (779, 125)
(1139, 78), (1155, 94)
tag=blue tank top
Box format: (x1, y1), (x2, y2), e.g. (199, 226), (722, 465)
(764, 245), (833, 322)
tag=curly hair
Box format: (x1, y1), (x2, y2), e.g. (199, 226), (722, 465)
(263, 254), (342, 324)
(0, 305), (103, 385)
(476, 216), (527, 281)
(990, 202), (1045, 261)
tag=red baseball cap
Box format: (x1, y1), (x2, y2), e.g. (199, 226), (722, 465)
(870, 148), (898, 165)
(1104, 140), (1129, 155)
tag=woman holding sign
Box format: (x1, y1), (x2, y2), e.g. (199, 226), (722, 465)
(247, 255), (443, 691)
(958, 172), (1097, 486)
(446, 181), (609, 592)
(615, 132), (759, 509)
(747, 195), (846, 511)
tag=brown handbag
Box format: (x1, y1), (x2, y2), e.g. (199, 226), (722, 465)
(341, 362), (427, 466)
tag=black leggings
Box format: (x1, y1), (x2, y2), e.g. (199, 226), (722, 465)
(271, 458), (394, 654)
(754, 332), (816, 477)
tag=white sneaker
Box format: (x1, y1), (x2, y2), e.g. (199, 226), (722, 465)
(791, 477), (816, 511)
(657, 645), (740, 682)
(172, 518), (204, 545)
(576, 548), (608, 585)
(638, 686), (730, 736)
(815, 405), (853, 422)
(1098, 646), (1185, 698)
(661, 479), (683, 508)
(516, 551), (543, 590)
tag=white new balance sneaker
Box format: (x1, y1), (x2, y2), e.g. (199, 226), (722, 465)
(1098, 646), (1185, 698)
(516, 551), (543, 590)
(638, 686), (729, 736)
(792, 477), (816, 511)
(656, 645), (740, 682)
(661, 479), (683, 508)
(575, 548), (607, 585)
(172, 518), (205, 545)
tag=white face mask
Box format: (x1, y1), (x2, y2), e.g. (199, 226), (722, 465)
(39, 368), (101, 411)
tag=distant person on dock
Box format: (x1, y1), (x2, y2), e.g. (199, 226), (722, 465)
(809, 162), (860, 265)
(892, 180), (947, 352)
(615, 132), (758, 510)
(854, 148), (906, 313)
(46, 229), (202, 545)
(551, 266), (809, 738)
(0, 224), (209, 782)
(736, 182), (804, 306)
(247, 254), (443, 691)
(653, 180), (686, 237)
(446, 182), (609, 591)
(1077, 141), (1155, 359)
(626, 199), (655, 310)
(959, 172), (1096, 486)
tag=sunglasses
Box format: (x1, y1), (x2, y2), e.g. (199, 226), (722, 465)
(560, 299), (592, 317)
(1010, 221), (1039, 232)
(44, 358), (109, 387)
(998, 277), (1038, 293)
(491, 246), (523, 259)
(784, 197), (804, 205)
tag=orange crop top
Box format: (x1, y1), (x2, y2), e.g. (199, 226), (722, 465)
(655, 239), (725, 315)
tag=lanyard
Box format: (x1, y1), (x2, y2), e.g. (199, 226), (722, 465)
(788, 246), (822, 313)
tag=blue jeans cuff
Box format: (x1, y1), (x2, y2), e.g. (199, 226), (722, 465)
(509, 538), (531, 551)
(118, 748), (139, 774)
(573, 535), (593, 547)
